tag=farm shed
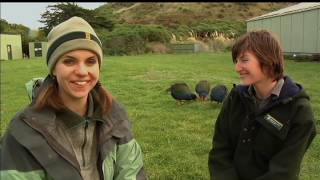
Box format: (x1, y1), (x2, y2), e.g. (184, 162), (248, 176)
(29, 42), (47, 58)
(247, 3), (320, 57)
(0, 33), (23, 60)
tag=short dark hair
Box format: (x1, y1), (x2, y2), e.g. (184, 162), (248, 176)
(232, 29), (284, 80)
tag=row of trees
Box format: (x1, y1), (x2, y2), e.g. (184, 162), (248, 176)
(0, 19), (46, 56)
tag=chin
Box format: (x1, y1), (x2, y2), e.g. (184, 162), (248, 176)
(72, 92), (90, 99)
(239, 79), (253, 86)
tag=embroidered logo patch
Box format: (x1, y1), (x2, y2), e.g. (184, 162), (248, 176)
(264, 114), (283, 130)
(85, 32), (91, 40)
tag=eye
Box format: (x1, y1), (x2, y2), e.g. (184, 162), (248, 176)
(62, 58), (76, 66)
(240, 58), (249, 62)
(86, 58), (98, 66)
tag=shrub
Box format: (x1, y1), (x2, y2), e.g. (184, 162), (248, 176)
(208, 38), (234, 52)
(217, 14), (224, 19)
(146, 42), (169, 54)
(98, 24), (171, 56)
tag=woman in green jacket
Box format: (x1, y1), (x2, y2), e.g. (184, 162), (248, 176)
(208, 30), (316, 180)
(0, 16), (146, 180)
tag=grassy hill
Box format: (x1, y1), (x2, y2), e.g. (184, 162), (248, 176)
(96, 3), (295, 27)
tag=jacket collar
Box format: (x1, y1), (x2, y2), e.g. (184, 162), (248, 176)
(19, 90), (132, 168)
(56, 93), (105, 129)
(236, 76), (302, 103)
(248, 78), (284, 99)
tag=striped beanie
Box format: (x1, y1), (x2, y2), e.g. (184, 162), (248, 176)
(46, 16), (103, 74)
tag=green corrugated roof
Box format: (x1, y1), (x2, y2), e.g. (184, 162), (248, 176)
(247, 3), (320, 22)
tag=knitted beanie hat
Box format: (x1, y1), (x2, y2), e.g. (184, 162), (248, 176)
(46, 16), (103, 74)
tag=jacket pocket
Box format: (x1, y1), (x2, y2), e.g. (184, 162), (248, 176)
(253, 113), (290, 161)
(256, 113), (289, 140)
(253, 127), (284, 160)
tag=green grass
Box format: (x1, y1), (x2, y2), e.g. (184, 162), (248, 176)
(1, 53), (319, 179)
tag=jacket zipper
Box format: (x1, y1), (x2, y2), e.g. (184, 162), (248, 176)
(81, 120), (89, 167)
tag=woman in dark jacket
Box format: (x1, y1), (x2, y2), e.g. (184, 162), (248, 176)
(0, 16), (147, 180)
(208, 30), (316, 180)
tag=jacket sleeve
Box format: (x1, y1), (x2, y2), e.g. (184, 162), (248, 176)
(255, 101), (316, 180)
(108, 101), (147, 180)
(208, 92), (239, 180)
(114, 138), (147, 180)
(0, 131), (51, 180)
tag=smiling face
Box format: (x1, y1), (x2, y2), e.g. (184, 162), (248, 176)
(53, 50), (100, 104)
(235, 51), (269, 86)
(232, 30), (284, 83)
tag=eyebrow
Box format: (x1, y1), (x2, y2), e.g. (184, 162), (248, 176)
(239, 53), (251, 58)
(61, 55), (76, 59)
(61, 55), (97, 59)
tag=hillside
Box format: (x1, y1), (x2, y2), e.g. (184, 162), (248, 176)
(96, 2), (296, 27)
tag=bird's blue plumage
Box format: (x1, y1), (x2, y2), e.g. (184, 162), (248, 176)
(195, 80), (210, 100)
(170, 83), (197, 102)
(210, 85), (228, 103)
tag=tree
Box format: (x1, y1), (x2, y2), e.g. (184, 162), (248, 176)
(0, 18), (10, 33)
(39, 3), (114, 35)
(0, 18), (32, 56)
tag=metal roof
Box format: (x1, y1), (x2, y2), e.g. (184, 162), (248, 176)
(247, 2), (320, 22)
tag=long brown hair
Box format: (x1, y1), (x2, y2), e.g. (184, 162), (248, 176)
(32, 76), (113, 114)
(232, 29), (284, 81)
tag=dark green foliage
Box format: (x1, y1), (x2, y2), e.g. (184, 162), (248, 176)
(99, 24), (171, 56)
(0, 18), (32, 56)
(0, 19), (10, 33)
(39, 3), (115, 35)
(169, 25), (191, 39)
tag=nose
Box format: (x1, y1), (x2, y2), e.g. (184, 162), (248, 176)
(75, 63), (88, 75)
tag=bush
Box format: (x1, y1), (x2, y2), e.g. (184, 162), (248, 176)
(217, 14), (224, 19)
(146, 42), (169, 54)
(97, 24), (171, 56)
(190, 20), (246, 39)
(208, 38), (234, 52)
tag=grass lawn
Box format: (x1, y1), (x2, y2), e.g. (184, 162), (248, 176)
(1, 52), (319, 179)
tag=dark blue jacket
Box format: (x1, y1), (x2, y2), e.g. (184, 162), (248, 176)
(209, 76), (316, 180)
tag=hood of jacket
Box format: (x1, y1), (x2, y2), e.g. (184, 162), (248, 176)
(234, 76), (309, 111)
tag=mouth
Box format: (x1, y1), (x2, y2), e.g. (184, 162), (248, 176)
(239, 72), (248, 78)
(71, 80), (90, 86)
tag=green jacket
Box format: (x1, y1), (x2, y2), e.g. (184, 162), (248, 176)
(208, 76), (316, 180)
(0, 92), (146, 180)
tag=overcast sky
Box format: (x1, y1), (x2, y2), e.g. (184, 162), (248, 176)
(0, 2), (107, 30)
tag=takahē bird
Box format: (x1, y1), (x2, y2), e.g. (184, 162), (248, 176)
(169, 83), (197, 105)
(210, 84), (228, 104)
(195, 80), (210, 101)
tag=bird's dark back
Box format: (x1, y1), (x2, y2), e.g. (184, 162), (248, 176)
(195, 80), (210, 97)
(210, 85), (228, 103)
(171, 83), (190, 93)
(170, 83), (196, 100)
